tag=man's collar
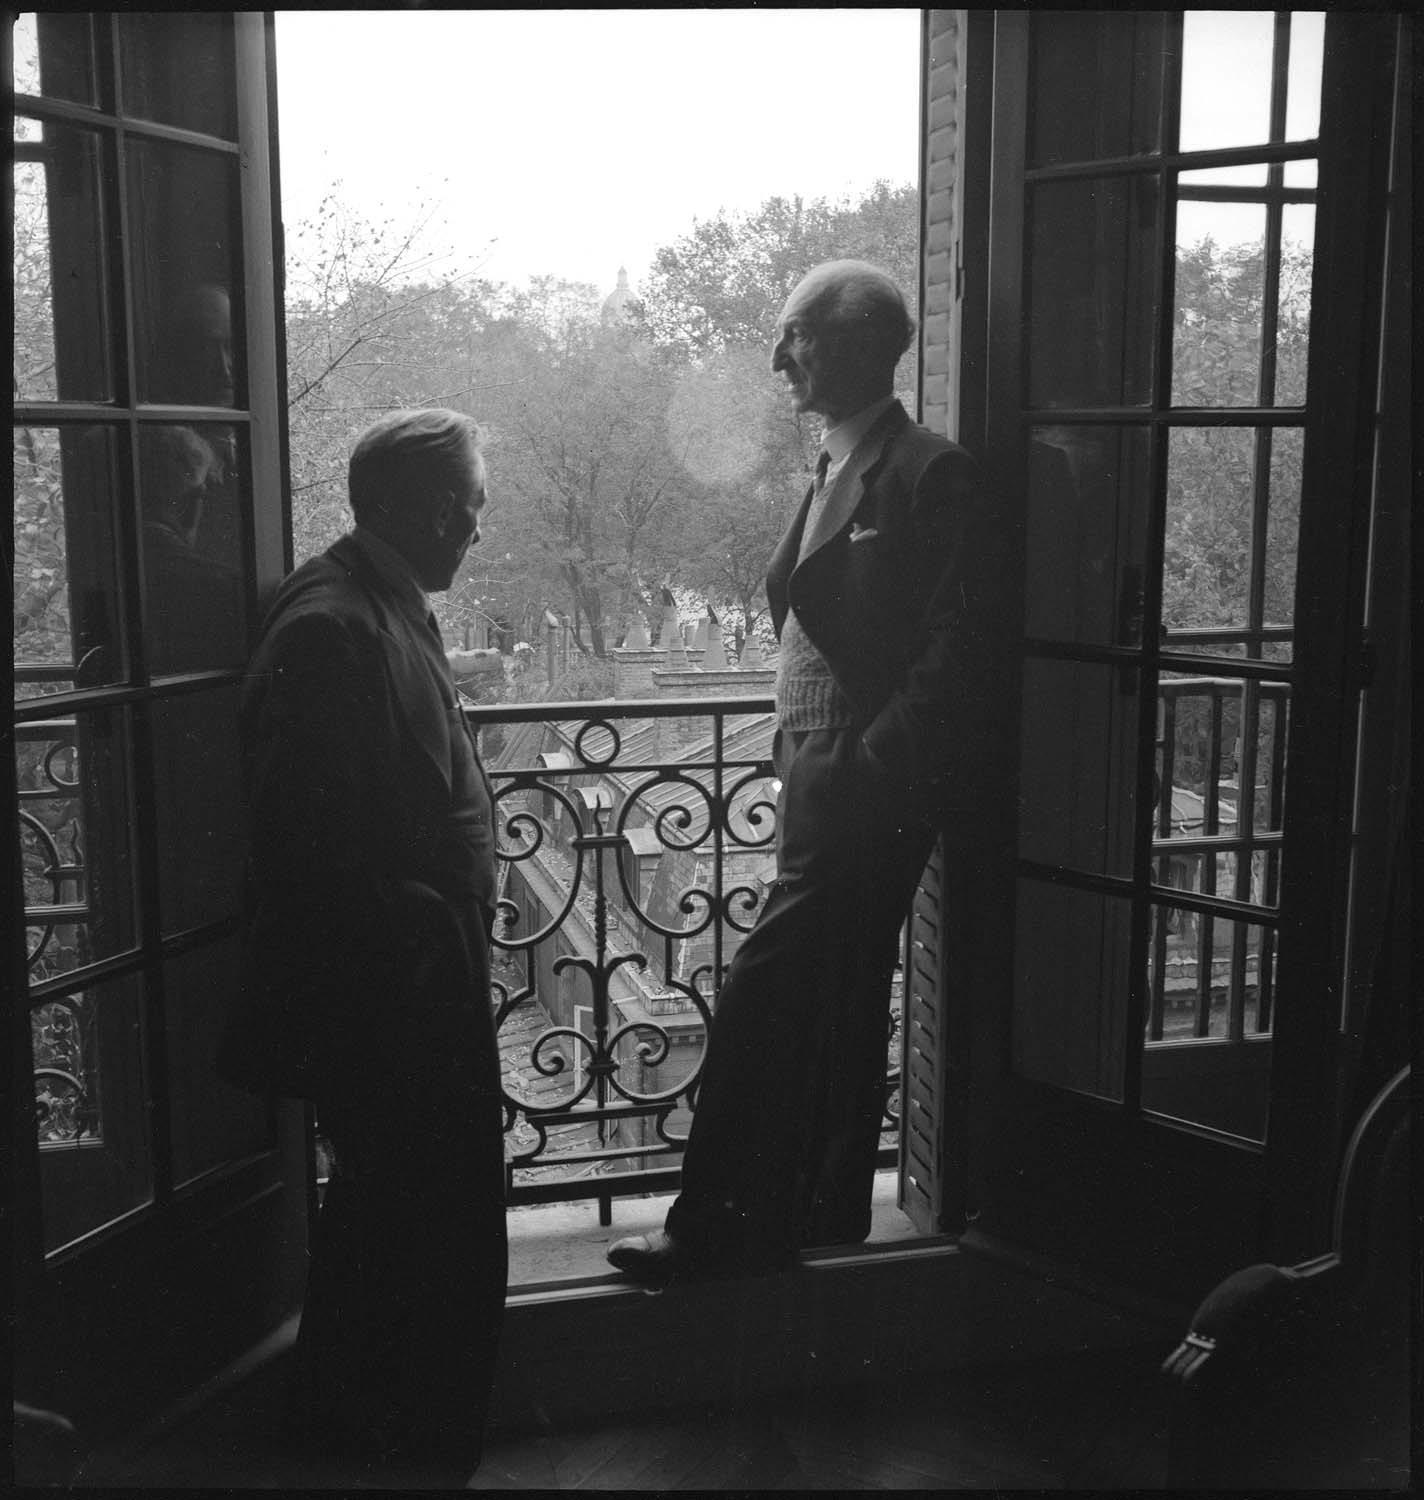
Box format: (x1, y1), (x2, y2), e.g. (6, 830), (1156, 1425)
(350, 525), (429, 617)
(822, 394), (897, 466)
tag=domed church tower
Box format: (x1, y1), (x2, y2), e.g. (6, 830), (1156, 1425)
(600, 265), (637, 326)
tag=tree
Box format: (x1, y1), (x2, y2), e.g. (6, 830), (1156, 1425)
(1164, 235), (1311, 635)
(478, 280), (698, 656)
(283, 190), (497, 570)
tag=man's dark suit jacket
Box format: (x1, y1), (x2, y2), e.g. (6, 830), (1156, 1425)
(219, 533), (493, 1104)
(765, 398), (1003, 816)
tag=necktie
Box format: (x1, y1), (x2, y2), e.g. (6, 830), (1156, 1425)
(813, 449), (830, 493)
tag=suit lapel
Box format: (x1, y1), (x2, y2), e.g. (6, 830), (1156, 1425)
(796, 401), (905, 564)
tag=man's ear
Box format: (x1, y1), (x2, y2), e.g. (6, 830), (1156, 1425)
(431, 489), (456, 536)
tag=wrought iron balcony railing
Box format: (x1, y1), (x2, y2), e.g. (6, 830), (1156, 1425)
(467, 695), (903, 1219)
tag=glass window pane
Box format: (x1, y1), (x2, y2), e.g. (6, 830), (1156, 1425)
(1282, 158), (1317, 190)
(1285, 12), (1325, 142)
(1264, 427), (1302, 650)
(151, 686), (246, 937)
(1027, 175), (1159, 409)
(19, 709), (138, 981)
(1020, 659), (1141, 880)
(1177, 162), (1268, 189)
(1012, 880), (1129, 1103)
(34, 976), (154, 1254)
(1173, 200), (1269, 407)
(117, 13), (237, 139)
(166, 937), (273, 1190)
(1164, 426), (1261, 636)
(1275, 205), (1315, 407)
(139, 424), (247, 674)
(25, 13), (102, 108)
(1027, 10), (1166, 167)
(13, 157), (57, 399)
(1179, 11), (1276, 155)
(1142, 905), (1274, 1141)
(1155, 677), (1284, 849)
(127, 140), (243, 408)
(14, 126), (115, 403)
(1025, 425), (1151, 648)
(14, 425), (127, 697)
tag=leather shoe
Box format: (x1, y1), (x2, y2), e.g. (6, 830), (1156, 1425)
(605, 1228), (692, 1284)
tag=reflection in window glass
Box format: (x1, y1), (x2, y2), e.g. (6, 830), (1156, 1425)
(118, 12), (237, 139)
(151, 687), (246, 937)
(1179, 11), (1275, 154)
(1173, 202), (1268, 407)
(1164, 427), (1258, 635)
(1013, 879), (1128, 1103)
(1027, 175), (1158, 409)
(1285, 11), (1326, 141)
(1275, 206), (1314, 406)
(166, 938), (272, 1189)
(139, 424), (246, 674)
(1019, 658), (1140, 881)
(13, 426), (126, 696)
(22, 13), (101, 108)
(1027, 9), (1166, 167)
(127, 140), (242, 407)
(1025, 425), (1151, 648)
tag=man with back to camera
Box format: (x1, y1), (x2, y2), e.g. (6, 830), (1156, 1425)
(607, 259), (1002, 1283)
(218, 409), (505, 1476)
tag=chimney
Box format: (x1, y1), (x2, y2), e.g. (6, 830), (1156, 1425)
(612, 607), (659, 699)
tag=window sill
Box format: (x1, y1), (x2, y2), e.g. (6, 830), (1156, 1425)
(506, 1169), (917, 1289)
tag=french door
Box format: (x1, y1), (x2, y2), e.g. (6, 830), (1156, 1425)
(10, 11), (302, 1430)
(958, 10), (1407, 1297)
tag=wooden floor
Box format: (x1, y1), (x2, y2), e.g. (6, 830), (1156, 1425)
(62, 1341), (1169, 1490)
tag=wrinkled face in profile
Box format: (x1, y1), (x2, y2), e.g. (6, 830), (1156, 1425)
(769, 272), (862, 425)
(174, 285), (235, 406)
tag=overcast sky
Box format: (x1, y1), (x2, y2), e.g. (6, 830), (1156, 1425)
(273, 10), (1322, 301)
(275, 9), (922, 298)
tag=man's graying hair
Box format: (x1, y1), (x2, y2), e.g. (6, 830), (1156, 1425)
(813, 260), (917, 368)
(348, 408), (484, 523)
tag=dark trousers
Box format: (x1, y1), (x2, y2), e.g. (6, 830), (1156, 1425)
(291, 927), (507, 1469)
(665, 726), (936, 1267)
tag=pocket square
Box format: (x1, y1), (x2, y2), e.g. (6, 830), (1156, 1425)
(849, 524), (879, 543)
